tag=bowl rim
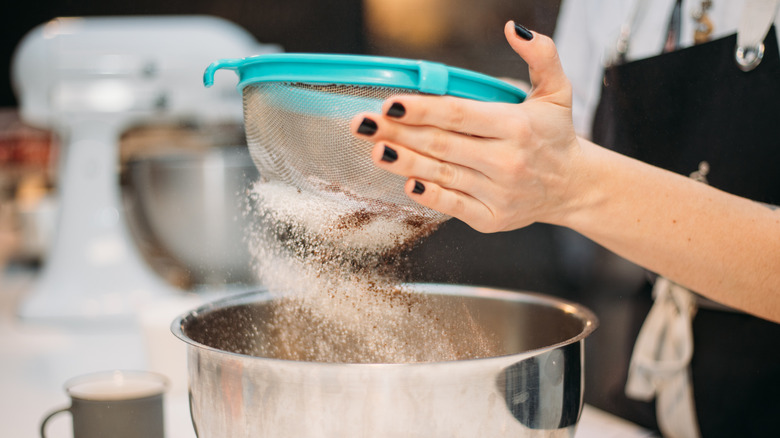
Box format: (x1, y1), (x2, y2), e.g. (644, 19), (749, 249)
(170, 282), (599, 368)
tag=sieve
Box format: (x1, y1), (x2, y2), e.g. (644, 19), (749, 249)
(204, 53), (526, 225)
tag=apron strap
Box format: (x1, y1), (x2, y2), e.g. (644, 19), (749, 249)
(736, 0), (780, 71)
(626, 277), (701, 438)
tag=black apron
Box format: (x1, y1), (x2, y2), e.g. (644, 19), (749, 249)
(591, 28), (780, 437)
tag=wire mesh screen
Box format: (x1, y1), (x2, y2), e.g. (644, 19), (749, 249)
(243, 82), (448, 224)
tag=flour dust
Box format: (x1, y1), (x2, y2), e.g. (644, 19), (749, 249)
(245, 179), (499, 363)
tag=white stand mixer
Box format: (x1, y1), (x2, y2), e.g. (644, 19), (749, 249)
(11, 16), (278, 324)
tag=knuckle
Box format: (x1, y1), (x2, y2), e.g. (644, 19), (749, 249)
(501, 148), (528, 177)
(536, 34), (559, 60)
(504, 113), (530, 137)
(446, 193), (467, 217)
(427, 129), (452, 157)
(434, 161), (458, 186)
(510, 154), (529, 176)
(444, 98), (468, 132)
(415, 100), (434, 123)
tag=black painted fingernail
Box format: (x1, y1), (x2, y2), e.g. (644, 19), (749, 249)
(381, 145), (398, 163)
(357, 118), (378, 136)
(386, 102), (406, 118)
(514, 23), (533, 41)
(412, 181), (425, 195)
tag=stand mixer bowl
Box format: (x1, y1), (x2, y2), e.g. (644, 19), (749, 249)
(125, 141), (260, 290)
(172, 284), (598, 437)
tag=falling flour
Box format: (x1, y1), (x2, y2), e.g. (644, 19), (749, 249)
(245, 179), (499, 363)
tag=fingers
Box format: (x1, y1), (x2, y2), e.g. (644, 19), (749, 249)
(369, 140), (484, 195)
(351, 114), (498, 229)
(379, 94), (518, 139)
(400, 179), (499, 233)
(503, 21), (571, 102)
(351, 111), (503, 176)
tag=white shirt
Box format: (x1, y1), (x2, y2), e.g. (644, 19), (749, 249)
(554, 0), (780, 136)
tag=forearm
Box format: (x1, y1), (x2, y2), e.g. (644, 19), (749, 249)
(560, 139), (780, 322)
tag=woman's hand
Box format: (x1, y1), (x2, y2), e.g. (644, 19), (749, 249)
(349, 22), (780, 322)
(350, 21), (584, 233)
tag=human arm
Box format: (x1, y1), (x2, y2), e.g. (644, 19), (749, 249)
(567, 138), (780, 322)
(350, 22), (780, 322)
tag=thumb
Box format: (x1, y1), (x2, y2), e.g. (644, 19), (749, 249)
(503, 21), (571, 103)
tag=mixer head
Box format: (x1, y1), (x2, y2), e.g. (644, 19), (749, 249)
(12, 16), (281, 130)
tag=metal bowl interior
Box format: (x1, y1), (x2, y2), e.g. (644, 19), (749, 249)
(173, 284), (598, 363)
(171, 284), (599, 437)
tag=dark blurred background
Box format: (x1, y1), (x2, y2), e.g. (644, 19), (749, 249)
(1, 0), (562, 107)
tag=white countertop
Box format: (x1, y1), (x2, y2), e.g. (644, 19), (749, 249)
(0, 265), (656, 438)
(0, 265), (196, 438)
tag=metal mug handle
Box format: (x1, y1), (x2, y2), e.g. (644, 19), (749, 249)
(40, 405), (71, 438)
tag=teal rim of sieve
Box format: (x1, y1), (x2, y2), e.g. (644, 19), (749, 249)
(203, 53), (527, 104)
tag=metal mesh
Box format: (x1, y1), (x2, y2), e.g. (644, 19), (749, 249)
(243, 82), (448, 225)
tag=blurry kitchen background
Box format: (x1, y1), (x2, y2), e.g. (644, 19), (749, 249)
(0, 0), (564, 106)
(0, 0), (564, 285)
(1, 0), (659, 428)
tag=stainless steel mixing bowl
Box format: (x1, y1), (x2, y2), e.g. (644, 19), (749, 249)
(172, 284), (598, 437)
(125, 145), (260, 288)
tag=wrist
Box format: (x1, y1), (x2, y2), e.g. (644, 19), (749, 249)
(545, 137), (607, 231)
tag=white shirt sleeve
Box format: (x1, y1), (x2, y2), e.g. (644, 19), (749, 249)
(554, 0), (638, 137)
